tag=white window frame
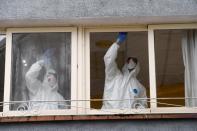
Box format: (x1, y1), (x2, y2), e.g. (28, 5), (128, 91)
(83, 26), (151, 115)
(148, 23), (197, 114)
(1, 24), (197, 117)
(82, 24), (197, 115)
(3, 27), (78, 117)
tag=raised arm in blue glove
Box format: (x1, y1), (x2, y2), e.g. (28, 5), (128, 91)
(42, 48), (55, 68)
(116, 32), (128, 44)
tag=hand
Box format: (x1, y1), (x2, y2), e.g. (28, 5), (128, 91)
(116, 32), (128, 44)
(37, 60), (45, 66)
(37, 59), (51, 69)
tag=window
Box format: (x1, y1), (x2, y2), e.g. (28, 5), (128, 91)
(84, 27), (151, 114)
(148, 24), (197, 113)
(3, 28), (78, 116)
(83, 24), (197, 115)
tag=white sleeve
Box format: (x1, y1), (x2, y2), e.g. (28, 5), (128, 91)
(104, 42), (121, 81)
(25, 60), (43, 96)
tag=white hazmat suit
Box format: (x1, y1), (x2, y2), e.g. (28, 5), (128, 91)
(25, 60), (68, 110)
(102, 42), (147, 109)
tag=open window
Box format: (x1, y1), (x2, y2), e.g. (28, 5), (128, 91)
(84, 27), (151, 114)
(3, 28), (77, 116)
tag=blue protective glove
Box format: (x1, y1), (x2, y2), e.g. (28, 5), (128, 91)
(42, 48), (55, 67)
(43, 48), (55, 58)
(116, 32), (128, 44)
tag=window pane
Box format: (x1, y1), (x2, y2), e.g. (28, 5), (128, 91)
(11, 33), (71, 110)
(90, 32), (149, 109)
(0, 34), (5, 112)
(155, 29), (186, 107)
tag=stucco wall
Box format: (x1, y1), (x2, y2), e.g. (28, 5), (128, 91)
(0, 0), (197, 27)
(0, 120), (196, 131)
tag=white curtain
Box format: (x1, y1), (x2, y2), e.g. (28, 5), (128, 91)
(182, 29), (197, 107)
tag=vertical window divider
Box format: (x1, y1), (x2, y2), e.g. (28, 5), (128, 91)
(85, 30), (90, 114)
(3, 30), (12, 115)
(71, 28), (78, 113)
(148, 27), (157, 109)
(77, 27), (87, 115)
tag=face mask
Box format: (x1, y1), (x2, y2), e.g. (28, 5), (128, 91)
(45, 69), (57, 86)
(127, 59), (136, 70)
(47, 74), (57, 87)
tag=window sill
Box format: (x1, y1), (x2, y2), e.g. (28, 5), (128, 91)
(0, 114), (197, 123)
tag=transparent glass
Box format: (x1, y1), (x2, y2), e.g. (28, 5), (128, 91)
(11, 32), (71, 111)
(155, 30), (185, 107)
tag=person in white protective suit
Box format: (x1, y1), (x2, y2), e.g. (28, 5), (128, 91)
(102, 32), (147, 109)
(25, 49), (68, 110)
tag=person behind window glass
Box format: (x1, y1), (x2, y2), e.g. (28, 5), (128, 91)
(25, 49), (68, 110)
(102, 32), (147, 109)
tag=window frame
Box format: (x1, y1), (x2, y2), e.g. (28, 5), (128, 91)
(148, 23), (197, 114)
(83, 24), (197, 115)
(1, 24), (197, 118)
(83, 26), (151, 115)
(3, 27), (78, 117)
